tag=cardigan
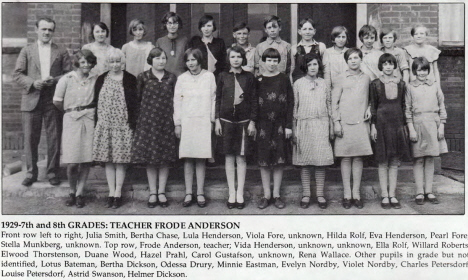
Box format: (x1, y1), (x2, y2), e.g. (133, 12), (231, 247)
(94, 70), (138, 130)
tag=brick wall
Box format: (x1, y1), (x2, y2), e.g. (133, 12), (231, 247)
(369, 4), (464, 152)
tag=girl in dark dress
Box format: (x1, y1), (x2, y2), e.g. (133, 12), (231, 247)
(370, 53), (411, 210)
(215, 46), (257, 209)
(131, 47), (178, 208)
(256, 48), (294, 210)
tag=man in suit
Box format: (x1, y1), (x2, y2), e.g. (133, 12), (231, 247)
(13, 17), (71, 186)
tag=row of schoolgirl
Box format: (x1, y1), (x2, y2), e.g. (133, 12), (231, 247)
(58, 12), (447, 211)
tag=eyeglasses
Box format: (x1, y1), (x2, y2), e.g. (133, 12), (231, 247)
(167, 22), (179, 26)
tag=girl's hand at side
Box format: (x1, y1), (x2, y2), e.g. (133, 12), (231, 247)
(285, 128), (292, 139)
(364, 107), (371, 121)
(215, 119), (222, 136)
(437, 124), (445, 140)
(370, 124), (377, 142)
(175, 125), (181, 139)
(334, 122), (343, 138)
(247, 121), (256, 137)
(408, 127), (418, 142)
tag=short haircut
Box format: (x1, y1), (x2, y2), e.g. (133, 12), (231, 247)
(358, 24), (377, 42)
(128, 19), (147, 36)
(330, 26), (349, 44)
(36, 17), (56, 31)
(183, 48), (206, 70)
(147, 47), (167, 66)
(72, 49), (97, 68)
(226, 45), (247, 67)
(379, 28), (397, 43)
(91, 22), (110, 39)
(344, 47), (363, 62)
(162, 12), (183, 30)
(378, 53), (398, 71)
(298, 18), (315, 29)
(198, 15), (216, 32)
(106, 48), (125, 64)
(411, 57), (431, 75)
(263, 15), (281, 28)
(233, 22), (250, 33)
(411, 24), (428, 36)
(300, 53), (323, 74)
(261, 48), (281, 63)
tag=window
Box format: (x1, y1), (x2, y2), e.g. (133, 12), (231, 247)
(2, 3), (28, 47)
(439, 4), (464, 46)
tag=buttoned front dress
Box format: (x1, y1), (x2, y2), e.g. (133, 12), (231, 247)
(131, 70), (178, 165)
(53, 71), (97, 163)
(174, 70), (216, 159)
(332, 70), (373, 157)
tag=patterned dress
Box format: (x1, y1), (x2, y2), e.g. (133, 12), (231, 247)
(131, 70), (177, 165)
(292, 77), (334, 166)
(93, 75), (134, 163)
(256, 73), (294, 166)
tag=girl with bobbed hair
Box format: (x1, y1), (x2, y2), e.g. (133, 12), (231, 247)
(82, 22), (115, 76)
(122, 19), (155, 77)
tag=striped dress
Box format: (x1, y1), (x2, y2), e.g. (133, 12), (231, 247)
(292, 77), (334, 166)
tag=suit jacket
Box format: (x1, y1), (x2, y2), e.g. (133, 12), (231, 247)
(13, 42), (72, 111)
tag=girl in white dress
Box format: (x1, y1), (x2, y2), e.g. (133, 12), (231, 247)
(174, 48), (216, 208)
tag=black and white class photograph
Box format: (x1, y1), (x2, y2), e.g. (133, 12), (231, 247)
(1, 2), (465, 215)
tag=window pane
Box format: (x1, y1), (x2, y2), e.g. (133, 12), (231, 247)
(439, 4), (464, 46)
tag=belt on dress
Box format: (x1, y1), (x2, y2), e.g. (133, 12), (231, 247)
(65, 103), (96, 113)
(219, 118), (250, 124)
(413, 110), (439, 116)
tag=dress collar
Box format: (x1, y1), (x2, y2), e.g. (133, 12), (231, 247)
(345, 69), (363, 77)
(149, 69), (168, 81)
(202, 36), (214, 44)
(379, 74), (400, 84)
(266, 37), (282, 44)
(229, 68), (243, 74)
(411, 78), (434, 87)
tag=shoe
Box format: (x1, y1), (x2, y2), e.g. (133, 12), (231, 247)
(76, 195), (85, 208)
(342, 198), (352, 209)
(49, 177), (60, 186)
(182, 194), (193, 207)
(65, 193), (76, 207)
(317, 196), (328, 209)
(158, 193), (168, 208)
(415, 193), (425, 205)
(236, 202), (245, 209)
(381, 197), (391, 209)
(354, 199), (364, 209)
(258, 197), (270, 209)
(227, 201), (237, 209)
(112, 197), (122, 209)
(300, 196), (310, 209)
(22, 177), (37, 187)
(106, 197), (114, 208)
(425, 193), (439, 204)
(273, 197), (285, 209)
(197, 194), (206, 208)
(147, 194), (158, 208)
(390, 197), (401, 209)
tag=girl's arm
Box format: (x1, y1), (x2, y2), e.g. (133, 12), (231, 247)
(436, 85), (447, 140)
(214, 74), (224, 136)
(292, 81), (299, 120)
(432, 61), (444, 94)
(404, 86), (417, 142)
(331, 77), (343, 137)
(286, 46), (292, 77)
(52, 75), (67, 112)
(173, 78), (183, 139)
(369, 81), (378, 142)
(210, 73), (217, 125)
(322, 50), (332, 91)
(285, 76), (294, 139)
(325, 83), (334, 140)
(248, 75), (258, 136)
(402, 69), (409, 85)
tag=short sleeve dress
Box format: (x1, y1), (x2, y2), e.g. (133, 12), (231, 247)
(369, 75), (411, 163)
(53, 71), (97, 163)
(404, 44), (441, 83)
(292, 77), (333, 166)
(131, 70), (178, 165)
(122, 41), (155, 77)
(381, 47), (409, 81)
(256, 73), (294, 166)
(93, 75), (134, 163)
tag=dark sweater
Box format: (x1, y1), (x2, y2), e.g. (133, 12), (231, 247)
(188, 36), (227, 77)
(94, 71), (138, 130)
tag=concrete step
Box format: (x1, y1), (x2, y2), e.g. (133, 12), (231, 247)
(3, 170), (463, 202)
